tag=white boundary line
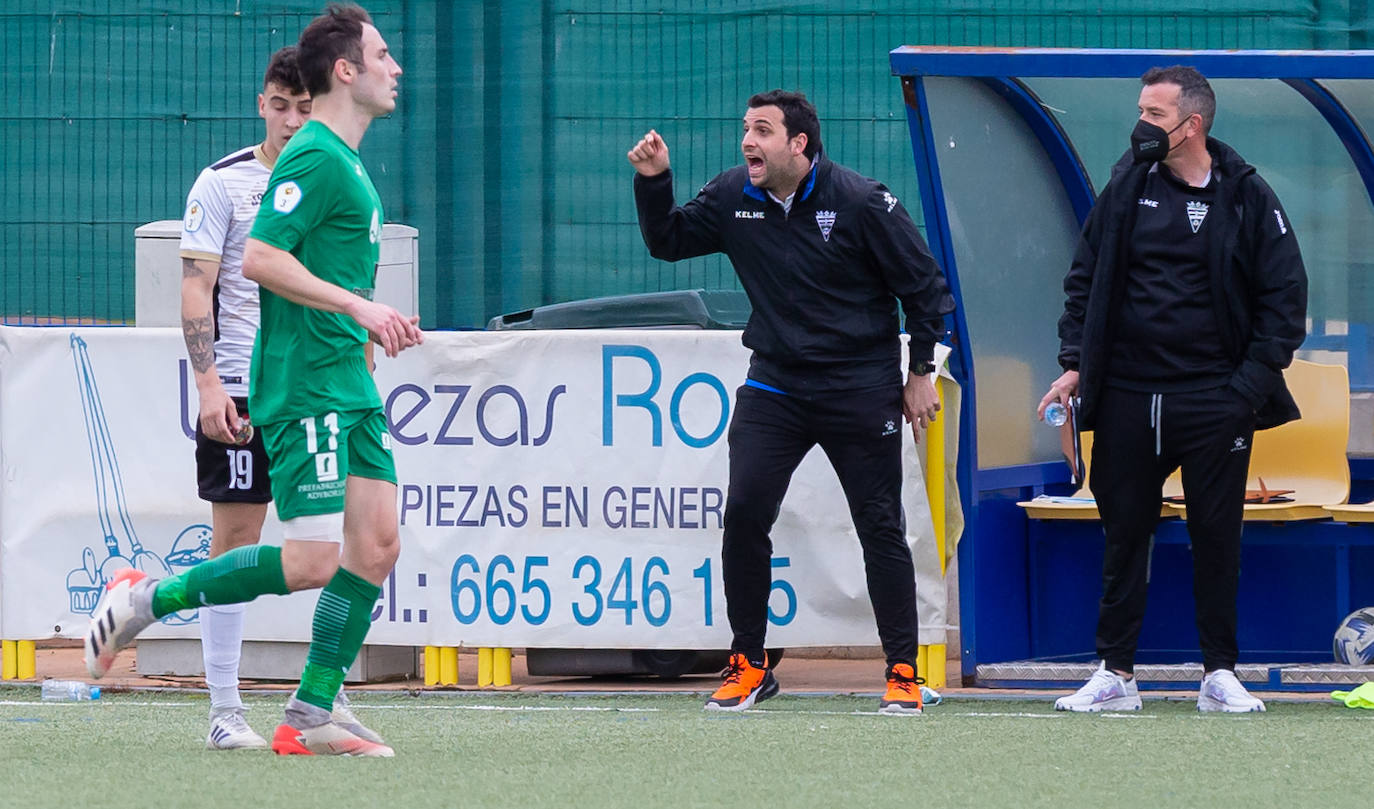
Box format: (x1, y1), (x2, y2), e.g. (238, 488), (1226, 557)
(0, 700), (195, 707)
(326, 703), (1159, 719)
(0, 700), (1158, 719)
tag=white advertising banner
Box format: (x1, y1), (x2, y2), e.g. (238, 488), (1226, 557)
(0, 326), (955, 648)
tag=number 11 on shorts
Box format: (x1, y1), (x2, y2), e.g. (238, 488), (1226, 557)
(301, 412), (341, 483)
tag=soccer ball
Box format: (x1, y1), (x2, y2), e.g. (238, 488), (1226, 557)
(1333, 607), (1374, 664)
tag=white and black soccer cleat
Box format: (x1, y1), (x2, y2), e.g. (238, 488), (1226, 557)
(84, 568), (157, 679)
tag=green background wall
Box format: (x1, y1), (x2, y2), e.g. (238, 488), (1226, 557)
(2, 1), (1366, 327)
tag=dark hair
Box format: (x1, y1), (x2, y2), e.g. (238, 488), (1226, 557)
(747, 89), (823, 159)
(262, 46), (306, 95)
(1141, 65), (1216, 134)
(297, 3), (373, 97)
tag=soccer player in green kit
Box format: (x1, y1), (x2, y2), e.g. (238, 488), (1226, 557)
(85, 3), (422, 757)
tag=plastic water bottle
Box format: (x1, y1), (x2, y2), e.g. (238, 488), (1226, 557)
(1044, 401), (1068, 427)
(41, 680), (101, 701)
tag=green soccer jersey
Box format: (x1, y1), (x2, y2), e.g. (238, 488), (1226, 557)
(247, 120), (384, 425)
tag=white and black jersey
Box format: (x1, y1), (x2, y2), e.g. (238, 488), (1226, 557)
(179, 144), (273, 398)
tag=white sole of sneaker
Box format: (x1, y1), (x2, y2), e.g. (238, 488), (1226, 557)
(1197, 697), (1265, 713)
(703, 695), (756, 712)
(1054, 697), (1142, 712)
(878, 704), (923, 716)
(206, 736), (270, 751)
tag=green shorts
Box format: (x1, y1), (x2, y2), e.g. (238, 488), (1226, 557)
(260, 407), (396, 522)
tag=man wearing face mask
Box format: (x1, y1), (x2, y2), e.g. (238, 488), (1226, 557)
(627, 90), (955, 714)
(1038, 66), (1307, 712)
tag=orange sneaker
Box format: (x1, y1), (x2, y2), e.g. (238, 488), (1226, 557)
(704, 652), (778, 712)
(271, 722), (395, 757)
(879, 663), (924, 715)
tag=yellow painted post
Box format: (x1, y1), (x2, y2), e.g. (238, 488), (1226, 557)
(1, 640), (14, 680)
(439, 647), (459, 686)
(918, 378), (949, 694)
(423, 646), (440, 686)
(493, 648), (512, 686)
(17, 641), (35, 680)
(477, 647), (493, 687)
(926, 644), (947, 690)
(928, 377), (947, 576)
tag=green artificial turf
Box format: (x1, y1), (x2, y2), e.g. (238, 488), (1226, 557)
(0, 689), (1366, 809)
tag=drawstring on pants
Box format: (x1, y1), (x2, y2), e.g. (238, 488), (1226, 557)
(1149, 393), (1163, 458)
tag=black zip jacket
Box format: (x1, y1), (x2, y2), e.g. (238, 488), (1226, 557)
(1058, 138), (1307, 430)
(634, 155), (955, 395)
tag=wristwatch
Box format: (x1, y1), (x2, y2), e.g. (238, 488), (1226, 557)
(911, 359), (937, 376)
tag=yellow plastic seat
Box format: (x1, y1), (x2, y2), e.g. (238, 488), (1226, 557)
(1321, 502), (1374, 522)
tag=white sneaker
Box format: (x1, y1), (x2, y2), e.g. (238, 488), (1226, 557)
(1054, 663), (1142, 712)
(1197, 669), (1266, 713)
(206, 708), (269, 750)
(332, 691), (385, 744)
(84, 568), (157, 679)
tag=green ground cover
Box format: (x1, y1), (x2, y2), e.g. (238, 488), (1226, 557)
(0, 689), (1364, 809)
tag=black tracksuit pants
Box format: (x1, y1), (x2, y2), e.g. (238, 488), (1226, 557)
(1089, 385), (1256, 674)
(722, 383), (917, 668)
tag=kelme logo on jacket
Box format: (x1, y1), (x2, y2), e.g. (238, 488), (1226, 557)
(816, 210), (836, 242)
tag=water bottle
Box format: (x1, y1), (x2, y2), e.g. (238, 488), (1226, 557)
(1044, 401), (1068, 427)
(41, 679), (101, 701)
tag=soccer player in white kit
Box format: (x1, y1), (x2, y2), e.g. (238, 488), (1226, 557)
(178, 45), (381, 750)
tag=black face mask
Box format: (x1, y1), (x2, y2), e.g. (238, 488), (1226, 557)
(1130, 117), (1189, 164)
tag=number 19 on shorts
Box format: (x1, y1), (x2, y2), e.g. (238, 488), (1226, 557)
(224, 449), (253, 490)
(302, 412), (341, 483)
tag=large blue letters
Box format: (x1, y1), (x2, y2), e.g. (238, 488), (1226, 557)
(602, 345), (729, 448)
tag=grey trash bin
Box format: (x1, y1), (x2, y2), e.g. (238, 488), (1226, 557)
(487, 288), (752, 331)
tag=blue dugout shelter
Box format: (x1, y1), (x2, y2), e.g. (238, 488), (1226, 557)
(890, 48), (1374, 689)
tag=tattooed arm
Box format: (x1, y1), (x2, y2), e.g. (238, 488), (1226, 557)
(181, 256), (241, 443)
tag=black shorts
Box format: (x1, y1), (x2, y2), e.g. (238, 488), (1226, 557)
(195, 396), (273, 503)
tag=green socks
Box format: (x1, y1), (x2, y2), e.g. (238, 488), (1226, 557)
(151, 547), (381, 713)
(151, 544), (290, 618)
(295, 567), (382, 711)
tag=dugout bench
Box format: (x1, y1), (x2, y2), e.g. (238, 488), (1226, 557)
(890, 47), (1374, 689)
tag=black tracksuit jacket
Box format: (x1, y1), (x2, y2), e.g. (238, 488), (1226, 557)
(1058, 139), (1308, 430)
(634, 155), (955, 396)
